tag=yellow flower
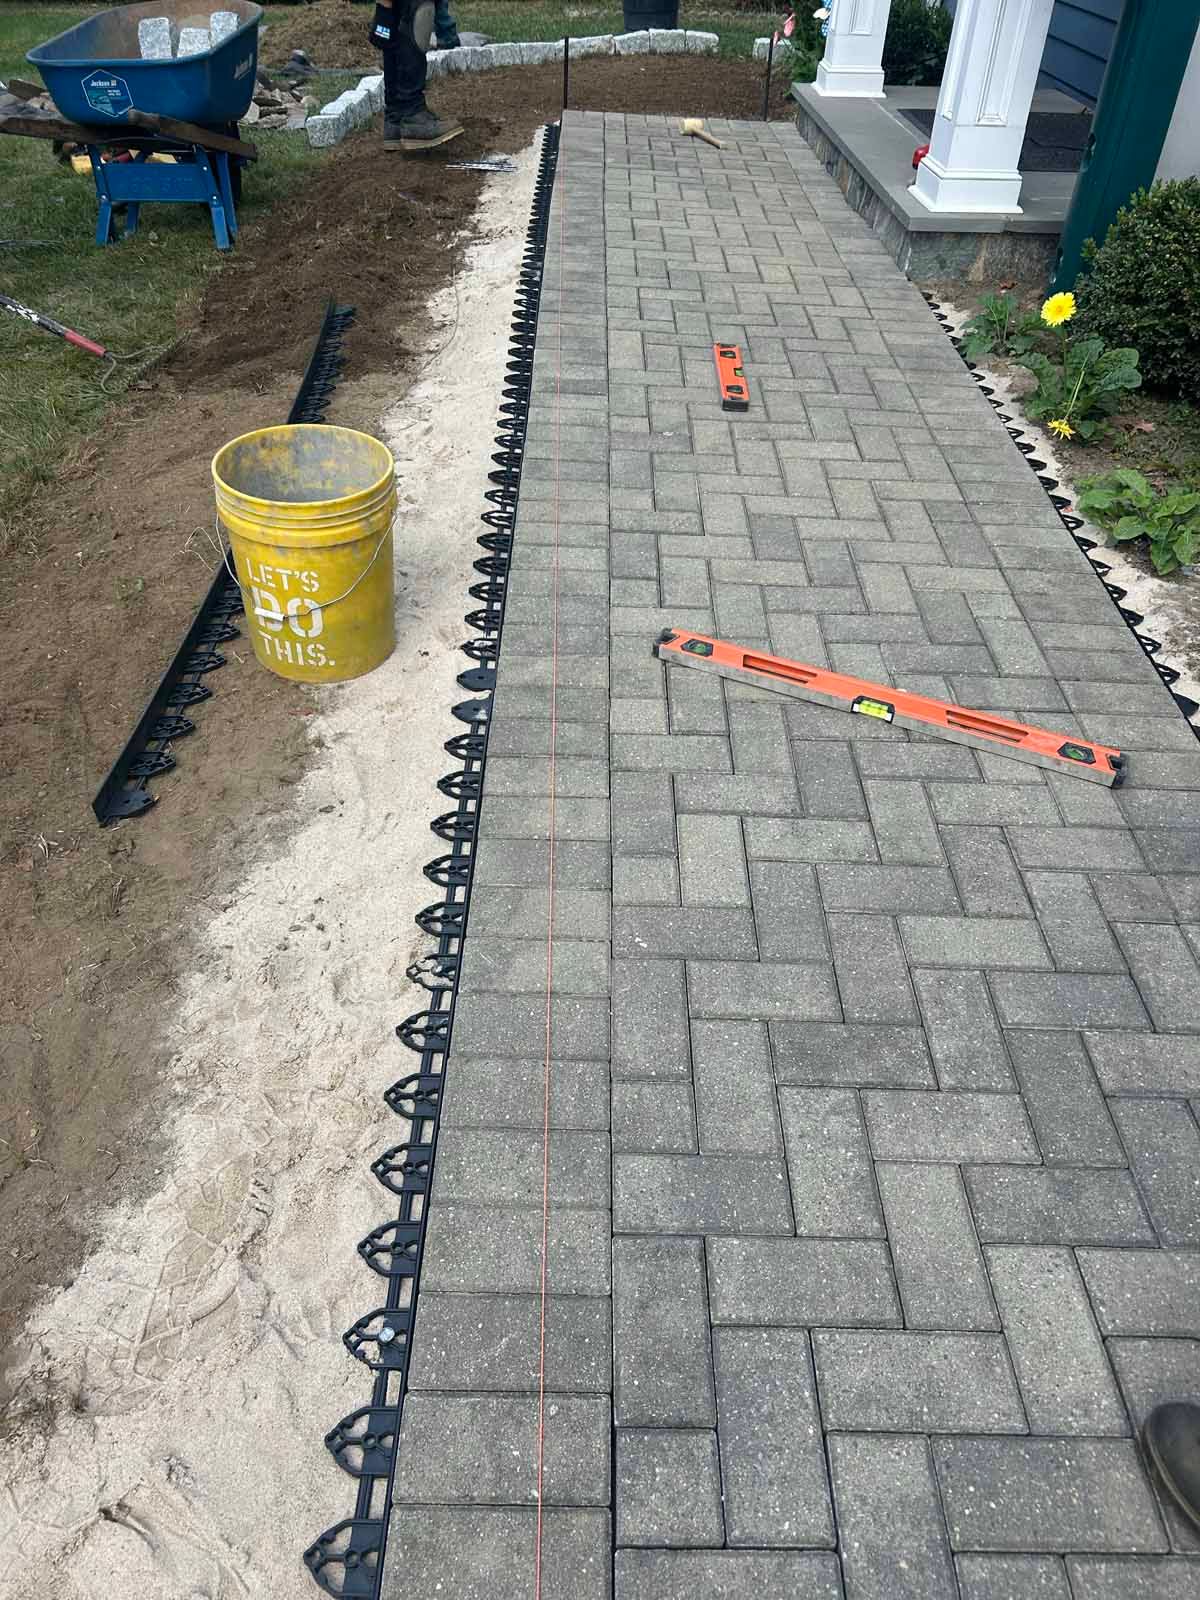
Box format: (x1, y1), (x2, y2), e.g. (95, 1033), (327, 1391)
(1048, 417), (1075, 439)
(1041, 291), (1077, 327)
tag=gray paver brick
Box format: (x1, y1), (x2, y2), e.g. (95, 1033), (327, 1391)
(1084, 1031), (1200, 1095)
(749, 861), (830, 961)
(673, 771), (802, 815)
(422, 1203), (610, 1295)
(691, 1019), (782, 1153)
(955, 1555), (1072, 1600)
(877, 1162), (998, 1330)
(943, 826), (1033, 917)
(817, 863), (960, 913)
(706, 1235), (901, 1326)
(714, 1326), (834, 1547)
(1004, 1029), (1124, 1165)
(452, 992), (609, 1059)
(829, 1433), (958, 1600)
(927, 783), (1060, 827)
(440, 1058), (608, 1130)
(410, 1294), (611, 1393)
(468, 884), (610, 942)
(964, 1166), (1155, 1246)
(611, 1080), (696, 1153)
(433, 1128), (610, 1208)
(612, 958), (690, 1077)
(382, 1507), (610, 1600)
(394, 1393), (609, 1505)
(677, 813), (749, 905)
(899, 915), (1052, 970)
(614, 1551), (843, 1600)
(612, 772), (677, 853)
(988, 972), (1151, 1030)
(686, 958), (842, 1020)
(613, 1236), (715, 1427)
(772, 1021), (935, 1086)
(616, 1430), (724, 1548)
(794, 740), (868, 818)
(614, 905), (758, 959)
(614, 1153), (793, 1234)
(1066, 1557), (1200, 1598)
(985, 1245), (1126, 1435)
(1008, 827), (1146, 872)
(778, 1087), (883, 1237)
(914, 967), (1014, 1089)
(1109, 1097), (1200, 1245)
(613, 854), (680, 906)
(864, 1090), (1038, 1162)
(828, 911), (918, 1023)
(1078, 1248), (1200, 1335)
(863, 780), (944, 864)
(729, 701), (794, 773)
(934, 1437), (1166, 1553)
(814, 1330), (1025, 1433)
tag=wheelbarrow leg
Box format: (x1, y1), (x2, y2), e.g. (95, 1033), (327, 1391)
(88, 145), (117, 245)
(214, 150), (238, 241)
(195, 148), (233, 250)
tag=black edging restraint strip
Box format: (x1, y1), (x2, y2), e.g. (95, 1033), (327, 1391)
(301, 122), (562, 1600)
(90, 299), (357, 826)
(922, 293), (1200, 736)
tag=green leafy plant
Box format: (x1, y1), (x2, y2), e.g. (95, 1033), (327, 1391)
(960, 292), (1046, 362)
(1077, 178), (1200, 403)
(1016, 337), (1141, 443)
(882, 0), (953, 85)
(1077, 468), (1200, 575)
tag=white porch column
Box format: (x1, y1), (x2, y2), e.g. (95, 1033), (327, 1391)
(910, 0), (1054, 213)
(814, 0), (893, 99)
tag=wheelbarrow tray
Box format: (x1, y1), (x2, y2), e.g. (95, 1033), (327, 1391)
(28, 0), (263, 128)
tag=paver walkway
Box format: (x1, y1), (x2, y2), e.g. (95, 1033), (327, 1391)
(384, 112), (1200, 1600)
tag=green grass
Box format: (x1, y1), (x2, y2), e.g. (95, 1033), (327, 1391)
(0, 4), (335, 547)
(461, 3), (781, 59)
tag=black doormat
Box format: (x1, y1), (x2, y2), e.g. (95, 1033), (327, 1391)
(904, 108), (1092, 172)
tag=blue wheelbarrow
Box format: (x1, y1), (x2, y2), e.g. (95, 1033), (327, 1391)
(26, 0), (263, 249)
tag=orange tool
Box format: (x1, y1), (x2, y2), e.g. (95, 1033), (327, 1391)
(713, 344), (749, 412)
(654, 629), (1128, 787)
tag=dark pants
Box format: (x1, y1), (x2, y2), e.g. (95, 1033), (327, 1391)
(381, 33), (427, 122)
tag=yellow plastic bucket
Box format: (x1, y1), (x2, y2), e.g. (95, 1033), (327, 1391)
(212, 424), (397, 684)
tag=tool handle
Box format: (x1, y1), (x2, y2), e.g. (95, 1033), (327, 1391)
(0, 293), (109, 357)
(696, 128), (723, 148)
(62, 326), (109, 357)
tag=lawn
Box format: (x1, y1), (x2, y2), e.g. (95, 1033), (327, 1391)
(0, 3), (336, 548)
(473, 3), (782, 59)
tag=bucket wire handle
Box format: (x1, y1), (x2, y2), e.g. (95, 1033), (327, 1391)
(211, 518), (394, 623)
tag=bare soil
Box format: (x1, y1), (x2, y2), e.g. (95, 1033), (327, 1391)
(0, 55), (779, 1396)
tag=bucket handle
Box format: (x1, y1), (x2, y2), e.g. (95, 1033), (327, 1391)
(214, 519), (392, 624)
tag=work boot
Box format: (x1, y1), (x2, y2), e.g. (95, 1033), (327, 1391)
(383, 108), (464, 152)
(1144, 1402), (1200, 1531)
(436, 33), (462, 48)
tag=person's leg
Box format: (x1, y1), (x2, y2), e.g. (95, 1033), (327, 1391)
(433, 0), (461, 49)
(381, 30), (427, 125)
(381, 30), (463, 149)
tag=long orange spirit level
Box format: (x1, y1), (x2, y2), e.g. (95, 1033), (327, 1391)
(714, 344), (749, 411)
(655, 629), (1128, 786)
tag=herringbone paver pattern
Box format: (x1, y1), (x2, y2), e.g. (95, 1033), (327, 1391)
(385, 113), (1200, 1599)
